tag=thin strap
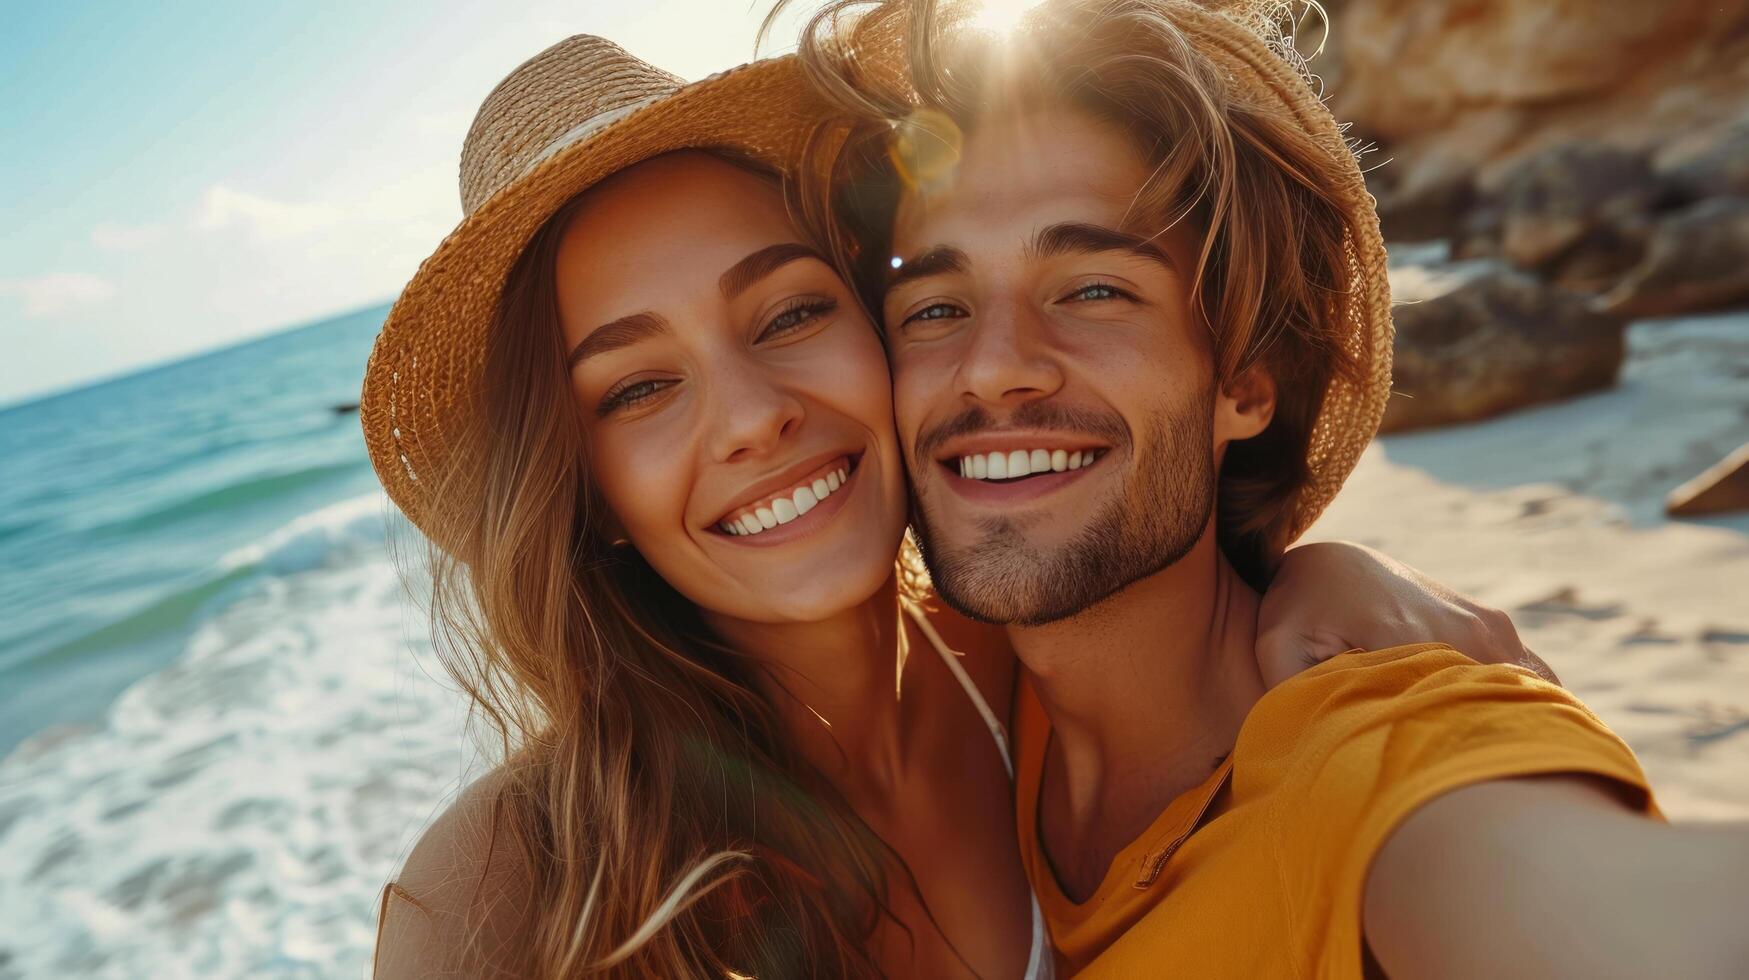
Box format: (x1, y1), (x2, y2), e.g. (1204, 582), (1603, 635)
(900, 599), (1013, 778)
(901, 599), (1054, 980)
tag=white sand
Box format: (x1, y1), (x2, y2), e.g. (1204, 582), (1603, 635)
(1304, 311), (1749, 820)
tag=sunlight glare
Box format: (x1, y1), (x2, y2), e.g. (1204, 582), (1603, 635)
(969, 0), (1047, 35)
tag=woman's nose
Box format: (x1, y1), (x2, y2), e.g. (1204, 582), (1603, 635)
(706, 358), (807, 463)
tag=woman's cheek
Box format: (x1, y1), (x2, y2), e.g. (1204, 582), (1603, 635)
(588, 422), (689, 553)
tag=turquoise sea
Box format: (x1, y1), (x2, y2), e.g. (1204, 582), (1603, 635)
(0, 306), (389, 755)
(0, 305), (475, 978)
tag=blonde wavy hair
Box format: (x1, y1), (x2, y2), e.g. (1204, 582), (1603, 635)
(784, 0), (1363, 587)
(396, 149), (907, 977)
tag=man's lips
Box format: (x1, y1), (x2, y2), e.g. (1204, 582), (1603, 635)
(930, 431), (1111, 481)
(934, 443), (1110, 504)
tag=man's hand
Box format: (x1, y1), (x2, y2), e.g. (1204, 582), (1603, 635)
(1255, 541), (1557, 689)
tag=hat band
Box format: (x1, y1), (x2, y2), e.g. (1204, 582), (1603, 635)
(524, 94), (667, 176)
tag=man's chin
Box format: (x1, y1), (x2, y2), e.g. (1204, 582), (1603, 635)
(919, 536), (1097, 627)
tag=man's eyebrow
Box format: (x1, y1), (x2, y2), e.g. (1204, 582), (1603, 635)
(568, 311), (669, 368)
(886, 245), (970, 293)
(1028, 222), (1176, 269)
(718, 242), (830, 301)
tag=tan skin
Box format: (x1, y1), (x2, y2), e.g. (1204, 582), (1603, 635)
(379, 148), (1560, 979)
(558, 152), (1031, 977)
(883, 106), (1275, 899)
(883, 103), (1749, 976)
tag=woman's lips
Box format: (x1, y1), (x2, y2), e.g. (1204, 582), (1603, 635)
(703, 455), (853, 539)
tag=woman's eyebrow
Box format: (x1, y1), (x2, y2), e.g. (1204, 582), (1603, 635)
(718, 242), (829, 300)
(569, 311), (669, 367)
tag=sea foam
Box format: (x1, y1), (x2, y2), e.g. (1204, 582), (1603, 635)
(0, 495), (480, 978)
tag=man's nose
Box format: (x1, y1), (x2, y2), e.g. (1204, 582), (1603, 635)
(953, 298), (1066, 408)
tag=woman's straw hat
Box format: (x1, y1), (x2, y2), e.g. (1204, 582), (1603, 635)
(359, 36), (830, 537)
(362, 3), (1391, 547)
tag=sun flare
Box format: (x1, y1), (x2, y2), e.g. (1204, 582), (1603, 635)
(969, 0), (1047, 35)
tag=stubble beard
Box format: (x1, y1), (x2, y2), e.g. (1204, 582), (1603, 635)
(911, 390), (1217, 627)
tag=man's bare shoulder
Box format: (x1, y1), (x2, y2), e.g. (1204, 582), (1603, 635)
(374, 765), (542, 979)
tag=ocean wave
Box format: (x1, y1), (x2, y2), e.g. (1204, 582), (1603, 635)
(218, 492), (392, 576)
(94, 461), (363, 540)
(0, 499), (475, 978)
(7, 495), (396, 681)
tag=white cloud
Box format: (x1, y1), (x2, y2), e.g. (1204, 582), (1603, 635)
(91, 222), (168, 251)
(0, 273), (116, 317)
(194, 185), (345, 241)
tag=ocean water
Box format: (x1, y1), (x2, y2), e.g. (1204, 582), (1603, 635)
(0, 307), (475, 978)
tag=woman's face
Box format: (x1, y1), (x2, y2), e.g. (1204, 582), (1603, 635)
(557, 152), (908, 625)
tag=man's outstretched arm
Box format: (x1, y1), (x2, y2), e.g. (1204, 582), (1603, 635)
(1364, 775), (1749, 980)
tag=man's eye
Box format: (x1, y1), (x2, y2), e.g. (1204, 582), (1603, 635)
(757, 298), (838, 342)
(597, 378), (675, 416)
(900, 302), (967, 328)
(1064, 282), (1133, 303)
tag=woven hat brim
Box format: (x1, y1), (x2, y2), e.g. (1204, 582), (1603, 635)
(1171, 3), (1394, 543)
(360, 56), (830, 537)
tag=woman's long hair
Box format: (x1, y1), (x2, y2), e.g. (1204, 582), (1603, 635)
(395, 150), (895, 977)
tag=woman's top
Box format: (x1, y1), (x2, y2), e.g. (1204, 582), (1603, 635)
(902, 599), (1054, 980)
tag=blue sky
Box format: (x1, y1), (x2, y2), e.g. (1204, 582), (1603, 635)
(1, 0), (804, 407)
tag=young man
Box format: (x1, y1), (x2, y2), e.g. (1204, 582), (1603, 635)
(801, 0), (1749, 975)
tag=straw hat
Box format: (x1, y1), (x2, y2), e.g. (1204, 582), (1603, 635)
(359, 36), (831, 537)
(1180, 0), (1394, 542)
(362, 3), (1391, 546)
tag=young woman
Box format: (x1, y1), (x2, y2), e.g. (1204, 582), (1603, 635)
(364, 34), (1543, 980)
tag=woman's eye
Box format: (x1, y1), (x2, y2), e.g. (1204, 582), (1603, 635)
(900, 302), (967, 328)
(757, 298), (838, 342)
(597, 378), (675, 416)
(1064, 282), (1132, 303)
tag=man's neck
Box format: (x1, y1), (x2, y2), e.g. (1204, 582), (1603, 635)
(1009, 530), (1266, 895)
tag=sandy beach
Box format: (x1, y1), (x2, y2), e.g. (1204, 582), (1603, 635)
(1307, 311), (1749, 820)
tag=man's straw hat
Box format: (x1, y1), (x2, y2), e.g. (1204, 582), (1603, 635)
(361, 4), (1391, 546)
(359, 36), (830, 537)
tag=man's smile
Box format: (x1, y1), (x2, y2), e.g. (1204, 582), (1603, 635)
(933, 436), (1113, 505)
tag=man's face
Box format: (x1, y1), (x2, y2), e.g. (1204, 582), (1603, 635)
(882, 105), (1270, 626)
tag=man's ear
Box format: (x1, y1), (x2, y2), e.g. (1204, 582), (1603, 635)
(1214, 363), (1277, 446)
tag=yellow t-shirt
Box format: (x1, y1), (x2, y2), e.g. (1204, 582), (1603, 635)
(1012, 643), (1659, 978)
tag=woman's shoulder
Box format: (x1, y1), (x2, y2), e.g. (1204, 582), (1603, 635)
(374, 765), (542, 978)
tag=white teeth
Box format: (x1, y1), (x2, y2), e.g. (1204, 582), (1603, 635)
(724, 462), (852, 537)
(953, 448), (1102, 481)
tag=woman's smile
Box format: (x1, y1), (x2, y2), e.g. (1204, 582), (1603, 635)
(712, 450), (861, 544)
